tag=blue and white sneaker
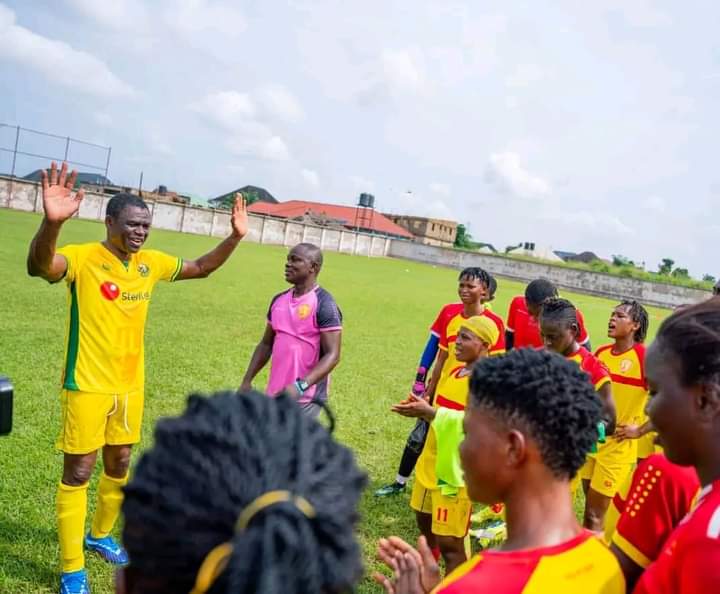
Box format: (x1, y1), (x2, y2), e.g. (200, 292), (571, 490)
(85, 533), (129, 565)
(60, 569), (90, 594)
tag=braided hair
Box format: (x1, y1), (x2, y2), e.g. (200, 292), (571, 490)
(459, 267), (491, 288)
(655, 299), (720, 388)
(487, 275), (498, 301)
(122, 391), (367, 594)
(618, 300), (649, 343)
(540, 297), (578, 328)
(470, 349), (602, 479)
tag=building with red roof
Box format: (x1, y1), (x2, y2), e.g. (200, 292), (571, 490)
(248, 200), (414, 239)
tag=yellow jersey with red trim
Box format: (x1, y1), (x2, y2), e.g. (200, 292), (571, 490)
(56, 243), (182, 393)
(565, 347), (611, 391)
(416, 365), (470, 490)
(434, 531), (625, 593)
(430, 303), (505, 386)
(594, 343), (647, 463)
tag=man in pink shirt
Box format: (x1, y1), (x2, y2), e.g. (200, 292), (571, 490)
(240, 243), (343, 418)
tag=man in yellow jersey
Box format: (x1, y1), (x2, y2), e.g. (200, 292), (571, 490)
(584, 301), (651, 531)
(391, 316), (499, 575)
(376, 349), (625, 594)
(26, 162), (248, 594)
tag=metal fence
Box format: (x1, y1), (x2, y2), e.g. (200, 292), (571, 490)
(0, 124), (112, 187)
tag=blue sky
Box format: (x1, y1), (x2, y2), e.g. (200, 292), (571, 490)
(1, 1), (718, 277)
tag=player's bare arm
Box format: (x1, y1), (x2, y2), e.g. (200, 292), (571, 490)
(240, 323), (275, 391)
(286, 330), (341, 396)
(27, 162), (85, 282)
(598, 382), (617, 435)
(424, 349), (448, 401)
(615, 419), (652, 441)
(177, 194), (248, 280)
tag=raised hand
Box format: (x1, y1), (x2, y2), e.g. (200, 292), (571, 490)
(230, 193), (248, 239)
(40, 162), (85, 224)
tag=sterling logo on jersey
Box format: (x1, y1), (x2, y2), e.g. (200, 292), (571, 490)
(122, 291), (151, 302)
(100, 282), (120, 301)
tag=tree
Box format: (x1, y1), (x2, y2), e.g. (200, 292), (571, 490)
(612, 254), (635, 268)
(454, 224), (473, 249)
(658, 258), (675, 275)
(703, 274), (717, 284)
(671, 267), (690, 279)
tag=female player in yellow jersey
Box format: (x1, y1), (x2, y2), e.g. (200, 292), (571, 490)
(390, 316), (500, 575)
(375, 349), (625, 594)
(26, 162), (249, 594)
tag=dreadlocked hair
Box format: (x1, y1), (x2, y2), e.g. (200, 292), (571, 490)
(488, 275), (498, 299)
(458, 267), (491, 287)
(619, 300), (649, 343)
(470, 349), (602, 479)
(525, 278), (558, 306)
(122, 390), (367, 594)
(540, 297), (578, 328)
(655, 299), (720, 388)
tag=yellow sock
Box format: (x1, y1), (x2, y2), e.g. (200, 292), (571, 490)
(57, 481), (88, 573)
(90, 472), (128, 539)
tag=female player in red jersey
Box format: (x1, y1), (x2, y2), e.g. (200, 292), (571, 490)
(632, 299), (720, 594)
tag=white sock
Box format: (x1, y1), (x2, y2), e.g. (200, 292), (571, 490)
(395, 474), (408, 486)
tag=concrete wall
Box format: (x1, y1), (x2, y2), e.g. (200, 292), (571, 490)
(388, 240), (710, 309)
(0, 176), (393, 258)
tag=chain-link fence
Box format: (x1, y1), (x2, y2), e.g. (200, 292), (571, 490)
(0, 124), (112, 188)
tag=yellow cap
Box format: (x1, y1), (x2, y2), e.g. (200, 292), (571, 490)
(460, 316), (499, 346)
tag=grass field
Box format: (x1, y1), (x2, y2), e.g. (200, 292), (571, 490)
(0, 208), (670, 593)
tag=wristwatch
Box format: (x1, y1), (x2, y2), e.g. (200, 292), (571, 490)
(295, 379), (310, 394)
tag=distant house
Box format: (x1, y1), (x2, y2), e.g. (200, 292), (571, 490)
(248, 200), (414, 239)
(209, 185), (278, 210)
(23, 170), (113, 187)
(383, 214), (458, 248)
(554, 250), (603, 264)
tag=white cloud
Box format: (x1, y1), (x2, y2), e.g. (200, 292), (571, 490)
(257, 85), (304, 123)
(429, 183), (451, 196)
(380, 48), (427, 94)
(301, 168), (320, 187)
(604, 0), (673, 28)
(190, 91), (256, 130)
(485, 152), (551, 199)
(505, 64), (545, 89)
(166, 0), (247, 37)
(0, 4), (135, 98)
(66, 0), (149, 32)
(540, 210), (634, 236)
(642, 195), (665, 212)
(93, 111), (113, 127)
(227, 135), (290, 161)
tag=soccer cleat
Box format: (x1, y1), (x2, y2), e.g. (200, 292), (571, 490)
(85, 533), (129, 565)
(470, 520), (508, 550)
(374, 482), (406, 497)
(471, 503), (504, 525)
(60, 569), (90, 594)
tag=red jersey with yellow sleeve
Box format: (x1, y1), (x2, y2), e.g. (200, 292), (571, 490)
(594, 343), (648, 463)
(506, 296), (590, 349)
(633, 479), (720, 594)
(430, 303), (505, 385)
(434, 531), (625, 593)
(56, 243), (182, 393)
(566, 347), (611, 391)
(607, 454), (699, 569)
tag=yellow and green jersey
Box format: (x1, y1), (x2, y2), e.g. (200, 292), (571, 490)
(56, 243), (182, 393)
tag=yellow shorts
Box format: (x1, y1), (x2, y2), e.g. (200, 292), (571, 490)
(637, 432), (660, 459)
(56, 389), (144, 454)
(579, 455), (634, 498)
(410, 481), (471, 538)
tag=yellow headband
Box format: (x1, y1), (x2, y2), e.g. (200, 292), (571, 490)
(461, 315), (499, 347)
(189, 490), (316, 594)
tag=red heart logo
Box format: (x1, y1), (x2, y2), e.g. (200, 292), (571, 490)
(100, 282), (120, 301)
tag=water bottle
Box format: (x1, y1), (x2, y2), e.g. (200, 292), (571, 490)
(0, 376), (13, 436)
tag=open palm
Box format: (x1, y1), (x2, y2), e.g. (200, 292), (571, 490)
(231, 193), (249, 239)
(41, 161), (85, 224)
